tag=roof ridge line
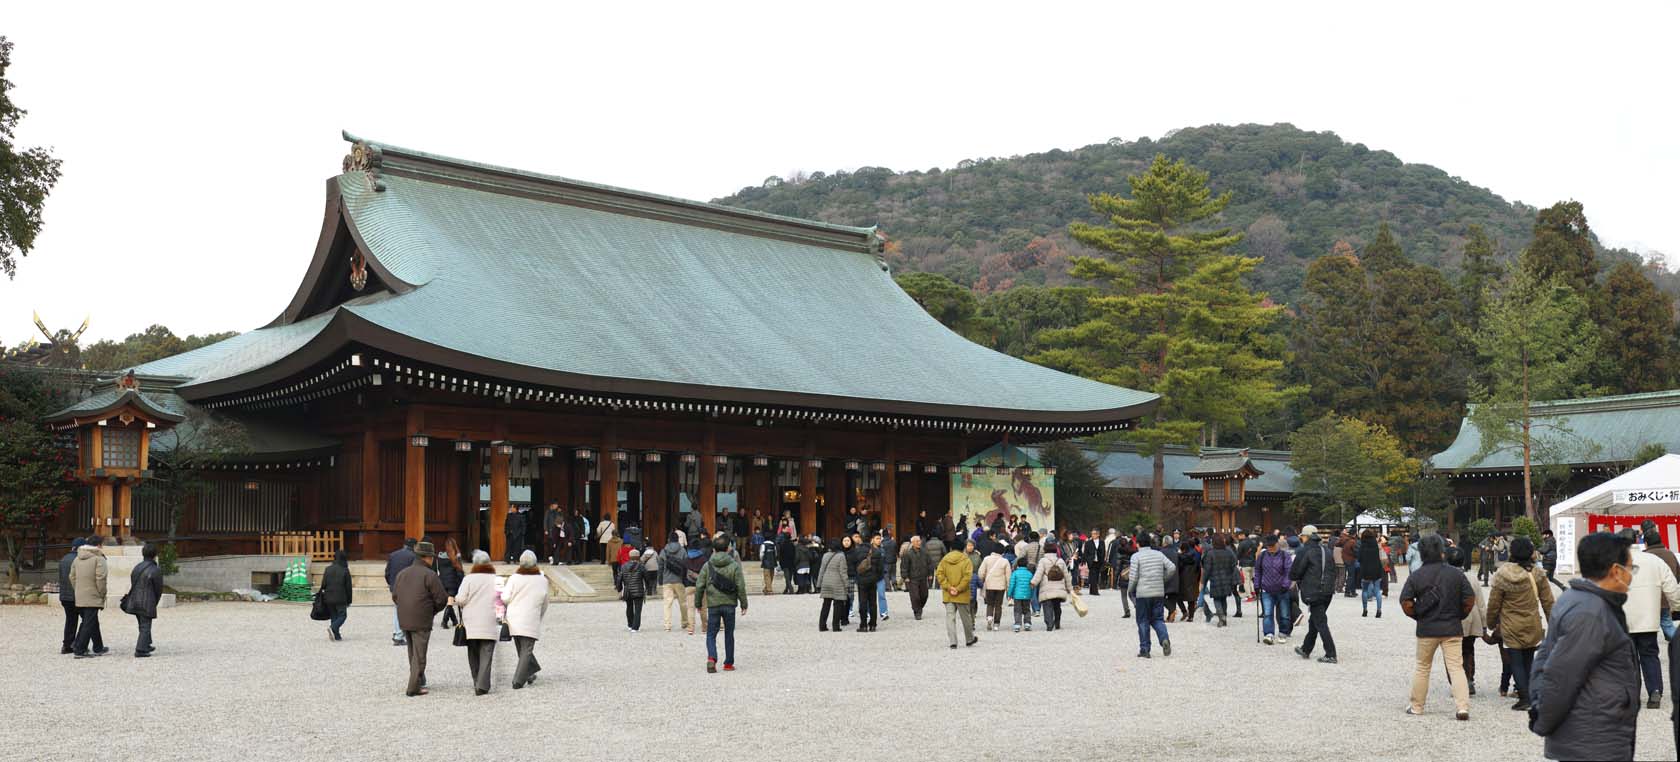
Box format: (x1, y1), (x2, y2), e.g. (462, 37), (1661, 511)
(341, 130), (884, 254)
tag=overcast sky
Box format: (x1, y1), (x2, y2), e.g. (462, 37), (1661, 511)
(4, 1), (1675, 347)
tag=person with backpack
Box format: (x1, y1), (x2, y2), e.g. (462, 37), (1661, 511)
(659, 532), (691, 633)
(977, 543), (1011, 632)
(1033, 544), (1073, 631)
(760, 538), (778, 595)
(856, 535), (883, 632)
(1008, 557), (1035, 632)
(695, 534), (748, 673)
(622, 547), (650, 632)
(1290, 525), (1339, 664)
(1400, 534), (1477, 720)
(1255, 534), (1293, 645)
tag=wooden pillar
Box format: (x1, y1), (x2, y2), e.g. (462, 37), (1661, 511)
(467, 446), (484, 553)
(403, 409), (427, 544)
(897, 466), (919, 538)
(700, 426), (717, 534)
(489, 447), (510, 561)
(799, 453), (817, 540)
(644, 458), (668, 546)
(881, 445), (897, 538)
(359, 430), (380, 554)
(93, 482), (112, 540)
(601, 425), (620, 525)
(116, 482), (133, 540)
(825, 459), (848, 539)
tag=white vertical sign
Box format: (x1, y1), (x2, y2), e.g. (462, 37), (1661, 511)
(1554, 516), (1577, 575)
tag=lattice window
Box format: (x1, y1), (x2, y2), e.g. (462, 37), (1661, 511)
(102, 428), (141, 469)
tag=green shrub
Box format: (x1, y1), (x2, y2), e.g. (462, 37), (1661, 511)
(1466, 518), (1496, 549)
(158, 542), (179, 576)
(1510, 516), (1542, 544)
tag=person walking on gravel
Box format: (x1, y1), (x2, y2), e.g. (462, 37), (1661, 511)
(1486, 536), (1555, 711)
(901, 535), (932, 620)
(1290, 525), (1338, 664)
(622, 547), (650, 632)
(384, 537), (418, 646)
(392, 541), (447, 696)
(1032, 544), (1073, 631)
(125, 542), (164, 658)
(936, 543), (977, 649)
(1400, 534), (1476, 720)
(503, 550), (549, 690)
(1128, 532), (1175, 658)
(977, 542), (1011, 631)
(1529, 532), (1640, 761)
(58, 538), (103, 656)
(659, 532), (691, 633)
(69, 538), (108, 659)
(1255, 534), (1293, 646)
(696, 534), (748, 673)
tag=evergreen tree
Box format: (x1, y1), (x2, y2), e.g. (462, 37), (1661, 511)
(1599, 260), (1674, 393)
(1288, 414), (1419, 526)
(1458, 225), (1501, 335)
(1470, 267), (1599, 523)
(1033, 155), (1286, 516)
(894, 272), (981, 338)
(1519, 201), (1598, 298)
(1360, 222), (1407, 274)
(1037, 440), (1113, 530)
(0, 37), (62, 279)
(1295, 242), (1375, 423)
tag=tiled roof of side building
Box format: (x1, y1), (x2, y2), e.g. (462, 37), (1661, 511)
(1039, 443), (1296, 495)
(1430, 389), (1680, 472)
(133, 134), (1158, 426)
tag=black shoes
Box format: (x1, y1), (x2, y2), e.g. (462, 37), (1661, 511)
(1648, 693), (1663, 710)
(1317, 655), (1338, 664)
(965, 637), (979, 647)
(1294, 646), (1310, 660)
(1161, 640), (1172, 656)
(1137, 651), (1151, 658)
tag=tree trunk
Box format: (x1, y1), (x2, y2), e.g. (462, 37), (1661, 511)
(1151, 449), (1165, 516)
(3, 533), (19, 585)
(1521, 349), (1536, 524)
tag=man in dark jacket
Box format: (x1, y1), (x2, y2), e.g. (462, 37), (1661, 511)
(504, 507), (528, 563)
(660, 533), (692, 631)
(1110, 534), (1134, 616)
(901, 535), (932, 619)
(1529, 531), (1640, 761)
(776, 535), (797, 594)
(1290, 525), (1338, 664)
(57, 539), (101, 655)
(1399, 534), (1475, 720)
(1081, 529), (1106, 597)
(126, 543), (165, 658)
(321, 549), (354, 640)
(384, 538), (417, 646)
(392, 541), (447, 697)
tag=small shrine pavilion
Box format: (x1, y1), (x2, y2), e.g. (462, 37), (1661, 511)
(1183, 449), (1266, 532)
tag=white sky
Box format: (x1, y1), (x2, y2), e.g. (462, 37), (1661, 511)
(3, 1), (1676, 346)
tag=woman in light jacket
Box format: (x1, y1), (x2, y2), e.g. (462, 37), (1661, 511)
(817, 539), (849, 632)
(1032, 550), (1074, 631)
(502, 550), (549, 689)
(454, 550), (502, 696)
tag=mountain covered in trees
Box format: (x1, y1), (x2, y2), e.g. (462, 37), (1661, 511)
(716, 123), (1651, 302)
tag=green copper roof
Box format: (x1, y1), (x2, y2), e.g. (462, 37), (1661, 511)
(1430, 390), (1680, 472)
(44, 387), (186, 425)
(1077, 444), (1296, 495)
(133, 134), (1157, 426)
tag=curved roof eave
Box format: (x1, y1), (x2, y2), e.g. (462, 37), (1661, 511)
(177, 310), (1158, 426)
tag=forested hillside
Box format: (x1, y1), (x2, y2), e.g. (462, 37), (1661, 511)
(717, 123), (1551, 301)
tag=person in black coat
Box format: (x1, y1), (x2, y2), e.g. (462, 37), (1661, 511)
(856, 541), (884, 632)
(1290, 526), (1338, 663)
(1082, 530), (1107, 597)
(504, 508), (528, 563)
(320, 549), (354, 640)
(776, 535), (797, 594)
(127, 543), (165, 657)
(58, 539), (101, 655)
(383, 538), (418, 646)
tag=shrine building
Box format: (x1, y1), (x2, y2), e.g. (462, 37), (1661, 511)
(52, 133), (1157, 559)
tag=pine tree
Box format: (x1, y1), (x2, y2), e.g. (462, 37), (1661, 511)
(1295, 242), (1376, 420)
(1458, 225), (1501, 335)
(1470, 267), (1599, 523)
(1360, 222), (1407, 274)
(1033, 155), (1285, 516)
(1600, 260), (1674, 393)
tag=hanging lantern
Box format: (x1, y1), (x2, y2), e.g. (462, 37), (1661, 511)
(923, 464), (939, 474)
(712, 454), (729, 466)
(897, 462), (913, 473)
(611, 450), (630, 462)
(994, 466), (1010, 475)
(643, 451), (663, 463)
(1045, 466), (1058, 476)
(751, 455), (770, 467)
(870, 461), (888, 472)
(407, 433), (430, 448)
(845, 460), (861, 471)
(680, 452), (698, 464)
(806, 459), (823, 469)
(535, 444), (556, 459)
(494, 441), (515, 456)
(574, 447), (595, 460)
(453, 439), (474, 453)
(243, 479), (260, 491)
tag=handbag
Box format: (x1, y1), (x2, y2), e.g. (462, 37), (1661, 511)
(499, 620), (513, 642)
(1069, 589), (1089, 617)
(119, 592), (133, 615)
(309, 590), (331, 621)
(452, 608), (468, 647)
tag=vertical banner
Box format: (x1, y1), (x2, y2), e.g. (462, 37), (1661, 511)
(950, 467), (1055, 532)
(1552, 515), (1577, 575)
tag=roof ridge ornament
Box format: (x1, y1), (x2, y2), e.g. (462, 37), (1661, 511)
(342, 139), (385, 192)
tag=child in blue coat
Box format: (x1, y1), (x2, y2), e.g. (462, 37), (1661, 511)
(1009, 558), (1035, 632)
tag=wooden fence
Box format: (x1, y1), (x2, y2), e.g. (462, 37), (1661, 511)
(259, 530), (344, 561)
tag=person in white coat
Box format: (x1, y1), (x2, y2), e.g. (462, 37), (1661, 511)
(1625, 528), (1680, 708)
(502, 550), (550, 689)
(454, 551), (502, 696)
(1031, 548), (1074, 631)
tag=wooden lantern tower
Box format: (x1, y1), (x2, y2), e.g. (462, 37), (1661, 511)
(1184, 448), (1265, 533)
(45, 372), (184, 542)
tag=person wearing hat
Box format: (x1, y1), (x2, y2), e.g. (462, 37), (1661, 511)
(1289, 525), (1339, 664)
(391, 541), (447, 696)
(58, 538), (103, 656)
(384, 537), (419, 646)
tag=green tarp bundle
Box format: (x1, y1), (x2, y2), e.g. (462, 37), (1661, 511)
(278, 557), (313, 602)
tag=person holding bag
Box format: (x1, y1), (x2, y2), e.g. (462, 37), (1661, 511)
(454, 550), (501, 696)
(1486, 536), (1555, 711)
(319, 549), (353, 641)
(502, 550), (549, 689)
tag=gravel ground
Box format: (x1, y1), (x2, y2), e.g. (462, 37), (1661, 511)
(3, 586), (1674, 761)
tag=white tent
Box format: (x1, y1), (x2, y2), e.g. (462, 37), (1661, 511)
(1549, 454), (1680, 574)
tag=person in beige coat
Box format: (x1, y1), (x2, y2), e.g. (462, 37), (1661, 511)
(976, 548), (1011, 631)
(69, 540), (108, 658)
(1486, 537), (1555, 711)
(1457, 574), (1487, 695)
(502, 550), (549, 690)
(454, 551), (503, 696)
(1031, 550), (1074, 631)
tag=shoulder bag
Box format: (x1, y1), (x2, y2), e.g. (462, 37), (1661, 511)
(309, 590), (331, 621)
(452, 607), (468, 647)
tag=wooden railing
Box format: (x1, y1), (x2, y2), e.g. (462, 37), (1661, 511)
(260, 530), (344, 561)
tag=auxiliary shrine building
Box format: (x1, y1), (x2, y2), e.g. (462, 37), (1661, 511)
(56, 134), (1156, 560)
